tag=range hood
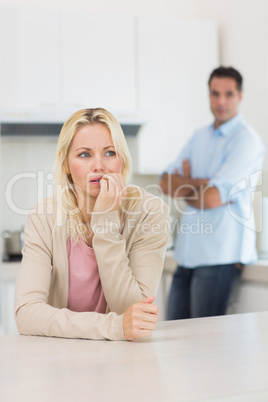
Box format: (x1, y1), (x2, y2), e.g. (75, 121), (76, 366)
(0, 108), (145, 137)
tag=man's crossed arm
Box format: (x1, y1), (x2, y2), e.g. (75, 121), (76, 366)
(159, 160), (223, 210)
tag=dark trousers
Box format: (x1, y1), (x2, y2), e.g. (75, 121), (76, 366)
(167, 263), (242, 320)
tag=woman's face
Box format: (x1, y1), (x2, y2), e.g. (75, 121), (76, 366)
(67, 123), (123, 199)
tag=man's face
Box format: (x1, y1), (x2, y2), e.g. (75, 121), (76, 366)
(209, 77), (243, 128)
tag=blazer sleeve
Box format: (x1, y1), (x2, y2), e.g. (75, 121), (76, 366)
(14, 208), (125, 341)
(91, 194), (169, 315)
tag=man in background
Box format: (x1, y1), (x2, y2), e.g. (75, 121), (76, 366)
(160, 66), (265, 320)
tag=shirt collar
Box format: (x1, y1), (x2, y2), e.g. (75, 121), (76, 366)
(210, 113), (243, 137)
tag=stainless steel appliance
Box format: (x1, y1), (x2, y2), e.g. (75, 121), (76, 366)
(2, 229), (24, 261)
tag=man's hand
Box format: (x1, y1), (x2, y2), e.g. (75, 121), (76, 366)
(160, 158), (208, 198)
(159, 158), (223, 209)
(182, 159), (191, 178)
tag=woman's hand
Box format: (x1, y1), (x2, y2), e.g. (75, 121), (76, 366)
(93, 173), (127, 213)
(123, 296), (159, 341)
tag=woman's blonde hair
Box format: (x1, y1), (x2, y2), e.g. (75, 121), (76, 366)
(54, 108), (140, 241)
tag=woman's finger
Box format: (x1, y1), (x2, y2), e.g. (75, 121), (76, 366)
(99, 176), (108, 193)
(138, 320), (157, 330)
(102, 174), (119, 195)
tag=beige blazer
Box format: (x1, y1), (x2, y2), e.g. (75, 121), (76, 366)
(15, 188), (169, 340)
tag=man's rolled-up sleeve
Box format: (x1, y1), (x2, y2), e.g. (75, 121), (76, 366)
(208, 131), (265, 204)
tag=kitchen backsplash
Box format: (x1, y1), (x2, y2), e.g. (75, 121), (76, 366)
(1, 137), (267, 248)
(1, 137), (170, 231)
(1, 137), (57, 231)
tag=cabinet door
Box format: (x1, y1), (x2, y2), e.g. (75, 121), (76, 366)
(233, 280), (268, 314)
(0, 6), (60, 108)
(1, 281), (18, 335)
(61, 11), (136, 111)
(137, 17), (218, 173)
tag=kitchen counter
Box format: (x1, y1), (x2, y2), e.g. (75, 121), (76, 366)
(164, 250), (268, 283)
(1, 256), (268, 328)
(242, 259), (268, 284)
(2, 254), (268, 283)
(160, 251), (268, 318)
(1, 311), (268, 401)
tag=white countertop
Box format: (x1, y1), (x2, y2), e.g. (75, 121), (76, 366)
(2, 254), (268, 284)
(1, 312), (268, 401)
(164, 250), (268, 284)
(241, 259), (268, 285)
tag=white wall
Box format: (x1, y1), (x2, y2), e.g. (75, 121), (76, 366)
(197, 0), (268, 179)
(1, 0), (266, 161)
(1, 0), (268, 229)
(1, 137), (57, 231)
(0, 0), (200, 17)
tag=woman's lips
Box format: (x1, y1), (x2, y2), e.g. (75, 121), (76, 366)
(89, 176), (102, 183)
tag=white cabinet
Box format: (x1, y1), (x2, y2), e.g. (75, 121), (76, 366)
(228, 262), (268, 314)
(0, 263), (19, 335)
(0, 6), (219, 174)
(0, 7), (136, 113)
(232, 281), (268, 314)
(61, 11), (137, 111)
(1, 281), (17, 335)
(0, 6), (60, 108)
(137, 17), (218, 173)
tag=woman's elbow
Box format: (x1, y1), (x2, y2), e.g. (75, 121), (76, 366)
(14, 308), (25, 334)
(14, 305), (32, 335)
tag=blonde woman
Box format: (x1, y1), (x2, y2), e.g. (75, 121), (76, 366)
(15, 108), (169, 341)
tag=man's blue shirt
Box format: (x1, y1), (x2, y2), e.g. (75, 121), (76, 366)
(164, 113), (265, 267)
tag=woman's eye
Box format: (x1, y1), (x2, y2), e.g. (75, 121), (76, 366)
(79, 152), (90, 158)
(106, 150), (116, 157)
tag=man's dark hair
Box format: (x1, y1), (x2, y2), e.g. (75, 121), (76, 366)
(208, 66), (243, 91)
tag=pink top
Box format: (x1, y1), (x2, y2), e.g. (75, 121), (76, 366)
(67, 238), (107, 313)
